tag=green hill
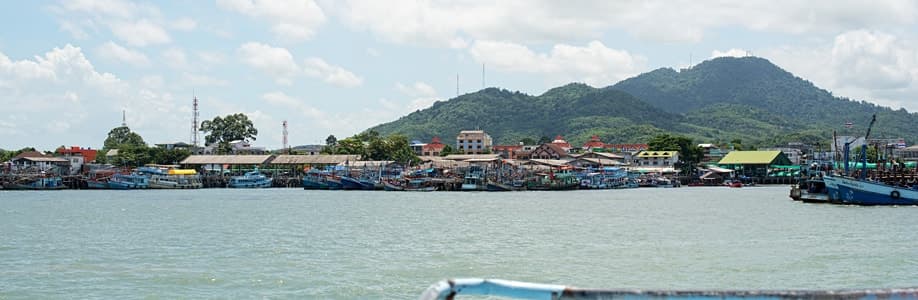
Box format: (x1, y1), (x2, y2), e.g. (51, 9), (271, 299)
(370, 56), (918, 147)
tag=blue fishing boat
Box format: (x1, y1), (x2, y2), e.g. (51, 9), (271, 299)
(824, 115), (918, 205)
(419, 278), (918, 300)
(302, 169), (342, 190)
(228, 169), (272, 188)
(3, 175), (67, 190)
(340, 176), (374, 190)
(107, 173), (149, 189)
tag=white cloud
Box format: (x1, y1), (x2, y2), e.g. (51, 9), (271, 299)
(366, 48), (381, 57)
(95, 41), (151, 67)
(302, 58), (363, 88)
(469, 40), (646, 87)
(171, 17), (197, 31)
(182, 73), (229, 86)
(238, 42), (299, 85)
(196, 51), (226, 65)
(0, 44), (191, 149)
(764, 29), (918, 111)
(216, 0), (327, 42)
(334, 1), (918, 46)
(395, 81), (440, 112)
(161, 47), (188, 69)
(711, 48), (749, 59)
(109, 19), (171, 46)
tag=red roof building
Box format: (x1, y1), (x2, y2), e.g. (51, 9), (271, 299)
(582, 135), (605, 150)
(550, 135), (572, 152)
(422, 137), (446, 156)
(57, 146), (98, 163)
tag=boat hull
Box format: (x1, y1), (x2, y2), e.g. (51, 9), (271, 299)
(824, 176), (918, 205)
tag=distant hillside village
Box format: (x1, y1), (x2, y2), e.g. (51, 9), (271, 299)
(5, 126), (918, 189)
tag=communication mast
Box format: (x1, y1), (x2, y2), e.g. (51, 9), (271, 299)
(191, 93), (200, 147)
(121, 110), (127, 127)
(282, 120), (288, 154)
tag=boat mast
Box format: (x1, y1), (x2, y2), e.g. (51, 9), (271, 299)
(860, 114), (877, 180)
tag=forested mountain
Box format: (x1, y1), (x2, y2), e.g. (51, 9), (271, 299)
(370, 56), (918, 147)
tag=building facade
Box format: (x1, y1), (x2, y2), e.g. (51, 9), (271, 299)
(633, 151), (680, 167)
(456, 130), (492, 154)
(422, 137), (446, 156)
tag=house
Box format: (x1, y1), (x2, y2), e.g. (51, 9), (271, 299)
(410, 140), (426, 155)
(421, 137), (446, 156)
(550, 135), (573, 152)
(717, 150), (793, 178)
(581, 135), (605, 151)
(9, 151), (70, 174)
(633, 150), (680, 167)
(56, 146), (98, 174)
(492, 144), (523, 159)
(698, 144), (728, 163)
(456, 130), (492, 154)
(529, 143), (569, 160)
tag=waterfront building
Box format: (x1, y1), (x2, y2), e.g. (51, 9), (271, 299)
(456, 130), (492, 154)
(422, 137), (446, 156)
(897, 145), (918, 161)
(717, 150), (793, 178)
(760, 147), (804, 165)
(9, 151), (70, 174)
(410, 140), (426, 155)
(492, 144), (523, 159)
(633, 151), (679, 167)
(603, 143), (648, 153)
(698, 144), (728, 163)
(56, 146), (98, 174)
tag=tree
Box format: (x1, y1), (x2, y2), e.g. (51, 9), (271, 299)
(440, 144), (455, 156)
(325, 134), (338, 153)
(200, 113), (258, 154)
(103, 126), (145, 150)
(537, 136), (551, 144)
(648, 133), (703, 175)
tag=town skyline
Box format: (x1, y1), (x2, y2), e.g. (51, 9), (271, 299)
(2, 1), (918, 150)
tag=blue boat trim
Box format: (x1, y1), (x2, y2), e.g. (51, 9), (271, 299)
(419, 278), (918, 300)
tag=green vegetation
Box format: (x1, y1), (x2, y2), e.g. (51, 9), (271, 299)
(200, 113), (258, 155)
(323, 130), (419, 164)
(98, 125), (192, 167)
(369, 57), (918, 148)
(0, 147), (38, 162)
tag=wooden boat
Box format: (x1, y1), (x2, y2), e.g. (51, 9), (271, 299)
(3, 176), (67, 190)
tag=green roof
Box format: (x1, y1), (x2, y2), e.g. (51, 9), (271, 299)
(718, 151), (789, 165)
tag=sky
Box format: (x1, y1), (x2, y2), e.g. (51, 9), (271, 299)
(2, 0), (918, 151)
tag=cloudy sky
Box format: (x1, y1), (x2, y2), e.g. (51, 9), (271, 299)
(2, 1), (918, 150)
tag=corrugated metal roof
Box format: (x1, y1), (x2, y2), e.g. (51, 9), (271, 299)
(443, 154), (501, 161)
(718, 151), (782, 165)
(527, 159), (569, 167)
(180, 155), (272, 165)
(337, 160), (393, 168)
(17, 157), (70, 163)
(271, 155), (360, 165)
(578, 157), (624, 166)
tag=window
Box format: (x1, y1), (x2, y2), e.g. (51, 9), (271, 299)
(477, 139), (481, 143)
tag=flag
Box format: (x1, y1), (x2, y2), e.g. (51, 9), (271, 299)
(844, 121), (853, 129)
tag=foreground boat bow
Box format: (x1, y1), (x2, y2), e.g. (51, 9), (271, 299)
(419, 278), (918, 300)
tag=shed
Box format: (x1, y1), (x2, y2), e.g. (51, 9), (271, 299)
(717, 150), (792, 178)
(180, 155), (273, 165)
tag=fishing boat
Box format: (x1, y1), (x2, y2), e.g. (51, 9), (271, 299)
(107, 172), (149, 189)
(302, 169), (343, 190)
(340, 176), (374, 190)
(3, 175), (67, 190)
(485, 181), (513, 191)
(382, 179), (405, 191)
(228, 169), (272, 188)
(419, 278), (918, 300)
(824, 115), (918, 205)
(138, 167), (202, 189)
(527, 171), (579, 191)
(404, 178), (438, 191)
(461, 173), (485, 191)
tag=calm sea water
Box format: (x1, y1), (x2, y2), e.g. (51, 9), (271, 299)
(1, 187), (917, 299)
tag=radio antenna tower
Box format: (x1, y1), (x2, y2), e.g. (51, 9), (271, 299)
(282, 120), (288, 154)
(191, 92), (200, 147)
(121, 110), (127, 127)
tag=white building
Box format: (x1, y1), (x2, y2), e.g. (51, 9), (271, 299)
(456, 130), (493, 154)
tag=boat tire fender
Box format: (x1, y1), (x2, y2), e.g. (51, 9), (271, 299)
(891, 190), (901, 199)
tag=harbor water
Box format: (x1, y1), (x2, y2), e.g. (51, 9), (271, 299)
(1, 187), (917, 299)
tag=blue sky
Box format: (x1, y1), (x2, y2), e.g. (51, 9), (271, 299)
(2, 1), (918, 151)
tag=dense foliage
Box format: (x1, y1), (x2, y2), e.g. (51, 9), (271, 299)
(370, 57), (918, 148)
(103, 126), (146, 150)
(324, 131), (419, 164)
(200, 113), (258, 154)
